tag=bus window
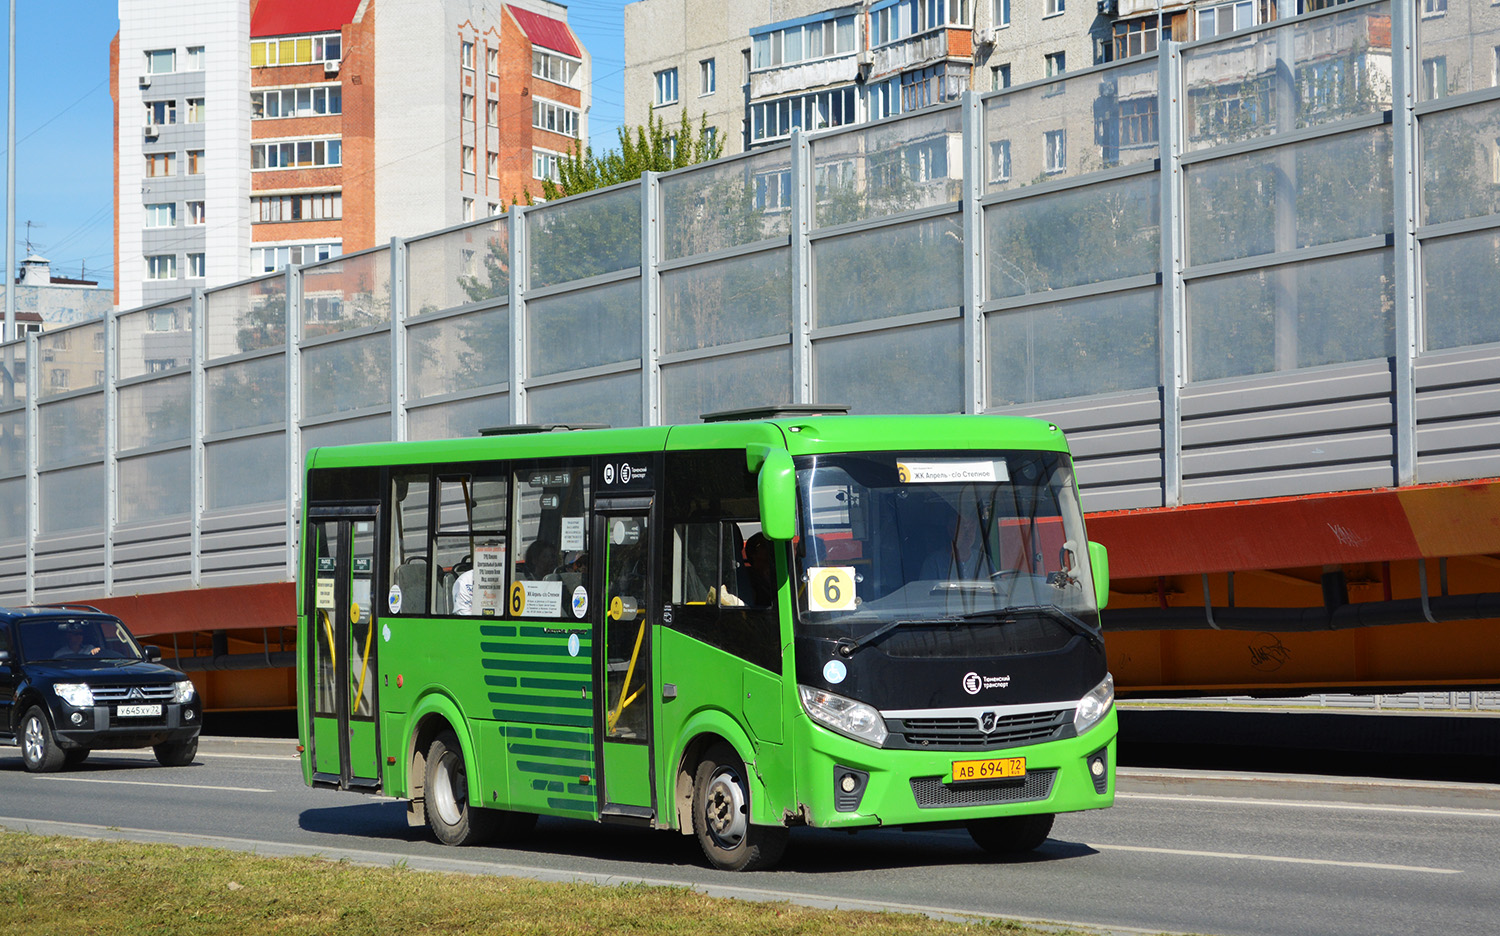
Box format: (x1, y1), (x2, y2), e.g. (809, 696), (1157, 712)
(511, 463), (590, 619)
(434, 473), (508, 617)
(388, 472), (431, 616)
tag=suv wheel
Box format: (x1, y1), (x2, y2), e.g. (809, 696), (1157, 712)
(20, 706), (66, 773)
(154, 737), (198, 767)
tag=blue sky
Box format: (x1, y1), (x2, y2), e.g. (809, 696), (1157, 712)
(0, 0), (632, 291)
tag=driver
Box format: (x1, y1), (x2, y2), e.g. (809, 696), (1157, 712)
(59, 625), (101, 657)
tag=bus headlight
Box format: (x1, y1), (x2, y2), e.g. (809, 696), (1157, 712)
(799, 685), (888, 747)
(54, 683), (94, 708)
(1073, 673), (1114, 736)
(173, 680), (196, 704)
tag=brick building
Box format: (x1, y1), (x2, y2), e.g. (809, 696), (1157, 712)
(114, 0), (590, 310)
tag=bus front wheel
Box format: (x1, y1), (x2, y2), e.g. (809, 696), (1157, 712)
(966, 813), (1054, 855)
(691, 742), (788, 871)
(425, 731), (498, 846)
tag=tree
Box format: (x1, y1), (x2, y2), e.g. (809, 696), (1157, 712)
(537, 109), (725, 201)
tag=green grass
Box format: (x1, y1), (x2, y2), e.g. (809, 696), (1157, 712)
(0, 830), (1130, 936)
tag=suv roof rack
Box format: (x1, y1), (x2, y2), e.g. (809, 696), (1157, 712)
(29, 604), (105, 614)
(701, 404), (850, 423)
(478, 423), (610, 436)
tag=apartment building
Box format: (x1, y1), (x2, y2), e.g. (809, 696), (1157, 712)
(114, 0), (589, 309)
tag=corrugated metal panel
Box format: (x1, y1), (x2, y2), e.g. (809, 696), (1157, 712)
(1181, 361), (1396, 504)
(505, 4), (581, 58)
(251, 0), (361, 38)
(997, 390), (1165, 512)
(1414, 345), (1500, 485)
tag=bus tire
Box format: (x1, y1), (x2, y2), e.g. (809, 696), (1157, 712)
(425, 731), (498, 846)
(691, 742), (788, 871)
(966, 812), (1054, 855)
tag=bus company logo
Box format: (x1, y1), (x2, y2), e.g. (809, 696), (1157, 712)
(962, 672), (1011, 695)
(609, 461), (649, 485)
(981, 711), (997, 732)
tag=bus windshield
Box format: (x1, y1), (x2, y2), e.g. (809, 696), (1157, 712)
(793, 450), (1099, 639)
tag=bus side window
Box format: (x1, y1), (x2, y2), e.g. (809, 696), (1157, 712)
(389, 472), (431, 615)
(511, 463), (590, 617)
(434, 473), (509, 617)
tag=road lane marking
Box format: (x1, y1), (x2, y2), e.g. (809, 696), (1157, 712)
(1119, 791), (1500, 820)
(33, 776), (273, 794)
(1086, 841), (1460, 874)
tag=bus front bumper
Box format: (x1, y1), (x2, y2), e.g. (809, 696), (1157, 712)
(790, 707), (1117, 830)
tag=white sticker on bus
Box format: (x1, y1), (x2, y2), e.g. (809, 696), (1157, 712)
(896, 459), (1007, 484)
(806, 566), (857, 612)
(474, 544), (507, 615)
(561, 516), (586, 551)
(519, 579), (564, 617)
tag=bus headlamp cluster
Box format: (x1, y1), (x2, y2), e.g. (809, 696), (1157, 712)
(1073, 673), (1115, 736)
(799, 685), (888, 747)
(54, 683), (94, 708)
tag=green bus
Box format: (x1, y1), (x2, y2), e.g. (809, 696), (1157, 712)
(297, 411), (1116, 870)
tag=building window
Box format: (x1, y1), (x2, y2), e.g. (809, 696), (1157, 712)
(1044, 129), (1067, 173)
(486, 47), (498, 76)
(251, 138), (343, 169)
(1044, 0), (1064, 16)
(1423, 56), (1448, 99)
(252, 192), (342, 222)
(187, 98), (205, 123)
(486, 99), (498, 125)
(1046, 52), (1066, 78)
(145, 203), (176, 228)
(749, 85), (858, 142)
(487, 152), (499, 179)
(1197, 0), (1254, 39)
(701, 58), (716, 95)
(50, 369), (68, 391)
(989, 139), (1011, 182)
(145, 100), (177, 125)
(146, 49), (176, 74)
(655, 67), (679, 106)
(252, 85), (342, 119)
(462, 198), (475, 221)
(188, 253), (206, 278)
(462, 145), (475, 173)
(533, 50), (582, 87)
(187, 150), (203, 174)
(148, 310), (177, 331)
(994, 0), (1010, 28)
(462, 92), (475, 121)
(992, 63), (1011, 90)
(186, 46), (205, 70)
(187, 201), (206, 225)
(1113, 19), (1159, 60)
(533, 148), (563, 182)
(755, 14), (858, 68)
(146, 152), (175, 177)
(461, 40), (474, 69)
(146, 255), (177, 280)
(253, 243), (341, 274)
(488, 202), (501, 216)
(1421, 0), (1447, 16)
(250, 33), (342, 67)
(532, 99), (581, 137)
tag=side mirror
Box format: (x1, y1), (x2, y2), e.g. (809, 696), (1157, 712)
(749, 446), (797, 541)
(1088, 541), (1109, 611)
(144, 645), (163, 662)
(0, 649), (9, 664)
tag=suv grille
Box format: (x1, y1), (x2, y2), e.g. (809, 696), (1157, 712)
(887, 708), (1072, 751)
(91, 684), (176, 703)
(911, 769), (1057, 808)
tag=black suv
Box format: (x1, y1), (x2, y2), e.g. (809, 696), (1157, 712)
(0, 606), (202, 772)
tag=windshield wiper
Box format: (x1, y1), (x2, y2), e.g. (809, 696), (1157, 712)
(834, 617), (930, 657)
(987, 604), (1104, 647)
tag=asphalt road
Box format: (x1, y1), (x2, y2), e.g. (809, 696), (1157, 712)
(1, 738), (1497, 936)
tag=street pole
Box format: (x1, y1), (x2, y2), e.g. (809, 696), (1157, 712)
(4, 0), (15, 344)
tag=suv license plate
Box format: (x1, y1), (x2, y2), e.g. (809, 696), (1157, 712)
(116, 704), (162, 717)
(951, 756), (1026, 782)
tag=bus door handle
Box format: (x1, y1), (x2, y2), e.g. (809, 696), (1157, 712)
(662, 683), (677, 701)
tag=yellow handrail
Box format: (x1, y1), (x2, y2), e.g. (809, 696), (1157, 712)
(606, 618), (647, 734)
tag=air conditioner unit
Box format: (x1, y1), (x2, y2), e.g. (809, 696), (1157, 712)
(138, 74), (151, 88)
(144, 123), (160, 139)
(974, 27), (997, 48)
(856, 48), (873, 67)
(325, 59), (341, 76)
(1097, 0), (1118, 15)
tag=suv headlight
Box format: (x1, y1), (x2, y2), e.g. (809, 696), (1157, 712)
(799, 685), (888, 747)
(173, 680), (196, 704)
(54, 683), (94, 708)
(1073, 673), (1115, 736)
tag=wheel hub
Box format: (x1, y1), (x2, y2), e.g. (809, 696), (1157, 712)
(704, 766), (747, 848)
(22, 717), (43, 765)
(430, 752), (464, 826)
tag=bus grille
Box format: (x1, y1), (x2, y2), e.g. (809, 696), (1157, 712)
(910, 769), (1056, 808)
(887, 708), (1071, 751)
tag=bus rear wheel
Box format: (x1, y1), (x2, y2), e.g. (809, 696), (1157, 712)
(691, 742), (788, 871)
(425, 731), (499, 846)
(966, 813), (1054, 855)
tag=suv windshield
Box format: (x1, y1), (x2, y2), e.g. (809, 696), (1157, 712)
(16, 617), (146, 662)
(793, 450), (1099, 642)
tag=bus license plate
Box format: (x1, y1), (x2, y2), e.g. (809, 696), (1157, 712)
(116, 704), (162, 718)
(952, 757), (1026, 782)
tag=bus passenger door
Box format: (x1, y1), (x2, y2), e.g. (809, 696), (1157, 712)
(594, 501), (656, 820)
(307, 510), (382, 791)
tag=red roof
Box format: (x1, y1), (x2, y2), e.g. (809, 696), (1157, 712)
(251, 0), (362, 38)
(506, 5), (581, 59)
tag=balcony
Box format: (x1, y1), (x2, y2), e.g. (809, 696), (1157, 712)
(750, 53), (860, 100)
